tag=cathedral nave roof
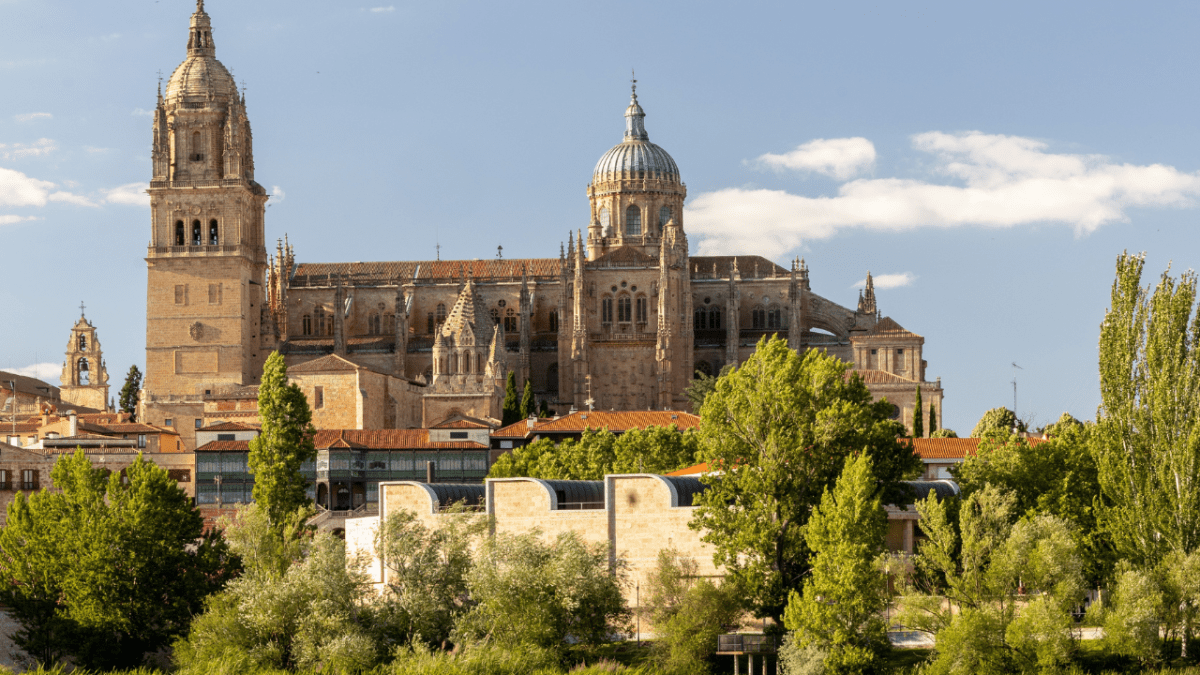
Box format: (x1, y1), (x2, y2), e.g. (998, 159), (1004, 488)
(291, 259), (562, 287)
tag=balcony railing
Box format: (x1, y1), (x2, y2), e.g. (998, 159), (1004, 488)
(716, 634), (779, 655)
(558, 501), (604, 511)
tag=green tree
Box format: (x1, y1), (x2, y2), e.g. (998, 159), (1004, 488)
(897, 486), (1086, 674)
(501, 372), (520, 426)
(454, 530), (629, 652)
(783, 453), (890, 673)
(644, 549), (741, 675)
(931, 428), (958, 439)
(519, 380), (535, 420)
(175, 504), (378, 674)
(0, 450), (236, 669)
(928, 401), (938, 435)
(970, 407), (1024, 437)
(684, 364), (734, 412)
(690, 336), (920, 623)
(913, 386), (924, 439)
(118, 364), (141, 420)
(487, 426), (701, 480)
(248, 352), (316, 524)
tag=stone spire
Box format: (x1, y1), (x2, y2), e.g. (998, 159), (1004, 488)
(187, 0), (216, 58)
(624, 72), (648, 141)
(858, 271), (877, 315)
(518, 264), (532, 385)
(787, 257), (803, 351)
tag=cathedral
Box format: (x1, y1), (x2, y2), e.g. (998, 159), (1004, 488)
(140, 2), (944, 450)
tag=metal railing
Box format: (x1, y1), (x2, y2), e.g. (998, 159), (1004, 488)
(716, 634), (779, 654)
(558, 501), (604, 511)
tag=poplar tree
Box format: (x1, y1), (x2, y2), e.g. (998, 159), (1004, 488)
(248, 352), (316, 524)
(519, 379), (535, 420)
(913, 386), (924, 439)
(118, 365), (141, 420)
(928, 401), (938, 435)
(501, 372), (520, 426)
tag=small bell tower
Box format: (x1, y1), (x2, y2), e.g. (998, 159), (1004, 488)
(60, 303), (111, 412)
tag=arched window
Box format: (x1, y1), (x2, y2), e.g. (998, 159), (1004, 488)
(78, 358), (90, 385)
(659, 206), (671, 232)
(752, 306), (766, 330)
(436, 303), (447, 326)
(768, 308), (783, 329)
(191, 131), (203, 161)
(625, 205), (641, 236)
(599, 207), (611, 236)
(423, 366), (433, 383)
(302, 315), (312, 336)
(208, 219), (218, 245)
(463, 351), (471, 374)
(490, 308), (500, 325)
(427, 312), (435, 334)
(316, 307), (327, 336)
(78, 335), (87, 351)
(710, 307), (722, 330)
(504, 308), (517, 333)
(636, 297), (647, 323)
(601, 297), (613, 324)
(368, 313), (380, 335)
(191, 220), (202, 245)
(385, 313), (395, 334)
(617, 296), (631, 322)
(175, 221), (185, 246)
(694, 308), (707, 330)
(548, 309), (558, 333)
(547, 363), (559, 394)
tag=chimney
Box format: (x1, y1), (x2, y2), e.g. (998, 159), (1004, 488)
(425, 460), (436, 484)
(526, 414), (537, 431)
(68, 411), (78, 437)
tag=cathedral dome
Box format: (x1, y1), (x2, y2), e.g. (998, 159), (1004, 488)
(164, 2), (238, 104)
(592, 86), (680, 182)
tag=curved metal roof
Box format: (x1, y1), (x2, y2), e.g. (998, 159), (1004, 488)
(900, 480), (960, 502)
(592, 89), (680, 183)
(427, 483), (486, 508)
(542, 480), (606, 506)
(660, 476), (706, 507)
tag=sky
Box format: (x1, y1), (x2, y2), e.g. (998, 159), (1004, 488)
(3, 0), (1200, 434)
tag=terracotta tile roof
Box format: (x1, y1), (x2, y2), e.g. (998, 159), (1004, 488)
(851, 369), (920, 385)
(901, 436), (1046, 460)
(492, 418), (552, 438)
(290, 259), (563, 287)
(0, 371), (61, 399)
(198, 421), (260, 432)
(195, 440), (252, 452)
(203, 385), (260, 400)
(312, 429), (487, 450)
(430, 416), (494, 430)
(4, 423), (40, 433)
(690, 255), (789, 279)
(288, 354), (368, 374)
(101, 423), (178, 435)
(666, 462), (708, 476)
(592, 246), (657, 267)
(866, 317), (920, 338)
(534, 410), (700, 434)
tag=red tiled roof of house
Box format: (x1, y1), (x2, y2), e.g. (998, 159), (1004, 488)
(492, 418), (553, 438)
(101, 423), (179, 435)
(195, 440), (252, 452)
(198, 421), (260, 432)
(4, 423), (40, 433)
(292, 259), (564, 285)
(533, 410), (700, 434)
(312, 429), (487, 450)
(666, 462), (709, 476)
(429, 415), (494, 430)
(866, 317), (921, 338)
(289, 353), (367, 374)
(902, 436), (1046, 460)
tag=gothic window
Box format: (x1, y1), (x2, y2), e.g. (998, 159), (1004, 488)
(423, 366), (433, 383)
(191, 220), (202, 245)
(368, 313), (380, 335)
(208, 219), (218, 245)
(636, 297), (647, 323)
(710, 307), (722, 330)
(191, 131), (203, 161)
(694, 308), (707, 330)
(316, 307), (327, 336)
(617, 296), (631, 322)
(599, 208), (611, 236)
(504, 308), (517, 333)
(601, 297), (613, 324)
(427, 312), (435, 334)
(659, 205), (671, 232)
(752, 306), (766, 329)
(547, 363), (559, 394)
(625, 205), (641, 236)
(78, 335), (87, 351)
(302, 314), (312, 336)
(463, 351), (471, 374)
(490, 308), (500, 325)
(175, 221), (185, 246)
(767, 308), (783, 329)
(436, 303), (446, 326)
(548, 309), (558, 333)
(385, 313), (395, 334)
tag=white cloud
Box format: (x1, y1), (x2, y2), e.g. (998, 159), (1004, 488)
(104, 182), (149, 206)
(0, 167), (57, 206)
(0, 138), (56, 160)
(14, 112), (51, 123)
(49, 191), (98, 207)
(84, 146), (110, 154)
(0, 363), (60, 383)
(0, 215), (37, 226)
(131, 108), (155, 117)
(755, 137), (876, 180)
(688, 131), (1200, 257)
(272, 185), (286, 202)
(369, 6), (396, 12)
(852, 272), (915, 290)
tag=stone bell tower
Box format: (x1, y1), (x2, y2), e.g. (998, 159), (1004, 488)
(143, 0), (269, 447)
(60, 305), (111, 412)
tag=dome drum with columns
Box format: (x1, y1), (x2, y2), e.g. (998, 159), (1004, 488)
(140, 4), (945, 448)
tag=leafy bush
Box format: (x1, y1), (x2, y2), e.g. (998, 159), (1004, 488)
(643, 549), (740, 674)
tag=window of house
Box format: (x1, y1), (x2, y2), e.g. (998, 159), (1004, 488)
(548, 309), (558, 332)
(504, 308), (517, 333)
(137, 434), (146, 448)
(0, 469), (8, 488)
(302, 314), (312, 335)
(636, 297), (647, 323)
(870, 349), (877, 355)
(314, 386), (324, 409)
(618, 296), (631, 322)
(175, 285), (186, 305)
(209, 219), (218, 245)
(194, 419), (202, 429)
(752, 307), (765, 329)
(601, 297), (613, 324)
(21, 470), (35, 491)
(694, 308), (707, 329)
(208, 283), (221, 304)
(165, 418), (174, 427)
(896, 349), (904, 355)
(450, 431), (469, 440)
(217, 433), (234, 441)
(175, 221), (185, 245)
(767, 308), (783, 329)
(625, 205), (641, 236)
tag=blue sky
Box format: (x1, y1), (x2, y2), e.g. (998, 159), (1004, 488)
(3, 0), (1200, 434)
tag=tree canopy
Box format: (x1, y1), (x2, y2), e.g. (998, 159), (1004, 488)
(248, 352), (316, 524)
(501, 372), (520, 426)
(689, 336), (920, 623)
(970, 407), (1024, 438)
(118, 364), (141, 420)
(487, 425), (701, 480)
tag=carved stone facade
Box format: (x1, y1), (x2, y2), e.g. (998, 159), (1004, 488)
(59, 312), (110, 412)
(141, 4), (944, 449)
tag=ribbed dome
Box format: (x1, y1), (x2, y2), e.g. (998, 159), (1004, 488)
(165, 56), (237, 102)
(592, 87), (680, 182)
